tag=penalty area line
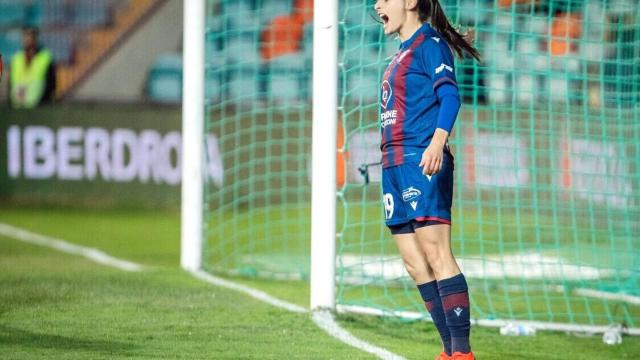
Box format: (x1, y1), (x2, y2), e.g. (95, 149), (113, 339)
(0, 222), (143, 272)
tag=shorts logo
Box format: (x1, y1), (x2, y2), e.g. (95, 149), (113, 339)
(381, 80), (392, 110)
(410, 201), (418, 211)
(435, 63), (453, 74)
(402, 186), (421, 202)
(425, 174), (432, 182)
(454, 307), (463, 317)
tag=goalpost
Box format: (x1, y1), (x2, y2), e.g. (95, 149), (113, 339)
(309, 0), (338, 310)
(182, 0), (640, 335)
(181, 0), (339, 309)
(181, 0), (205, 271)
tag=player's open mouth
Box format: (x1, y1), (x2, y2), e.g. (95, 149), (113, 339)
(379, 13), (389, 25)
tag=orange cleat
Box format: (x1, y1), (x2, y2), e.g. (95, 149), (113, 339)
(435, 351), (451, 360)
(451, 351), (475, 360)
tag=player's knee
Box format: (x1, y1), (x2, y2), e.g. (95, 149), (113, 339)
(402, 261), (420, 280)
(402, 260), (428, 281)
(424, 249), (447, 273)
(420, 239), (440, 257)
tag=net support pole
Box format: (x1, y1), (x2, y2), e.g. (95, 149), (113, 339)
(181, 0), (205, 271)
(310, 0), (338, 310)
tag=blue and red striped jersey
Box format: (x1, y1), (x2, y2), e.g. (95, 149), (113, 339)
(379, 23), (457, 168)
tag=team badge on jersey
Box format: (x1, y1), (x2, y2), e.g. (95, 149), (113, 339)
(381, 80), (392, 109)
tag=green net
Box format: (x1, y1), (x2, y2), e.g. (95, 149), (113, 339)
(204, 0), (640, 330)
(204, 0), (314, 279)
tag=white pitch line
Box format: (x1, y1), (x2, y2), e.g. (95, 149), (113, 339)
(0, 222), (402, 359)
(190, 270), (406, 360)
(0, 222), (142, 272)
(189, 269), (307, 313)
(312, 310), (407, 360)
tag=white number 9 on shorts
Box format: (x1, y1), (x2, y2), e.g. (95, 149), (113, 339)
(383, 193), (394, 220)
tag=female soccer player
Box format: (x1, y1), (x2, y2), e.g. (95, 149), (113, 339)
(373, 0), (480, 359)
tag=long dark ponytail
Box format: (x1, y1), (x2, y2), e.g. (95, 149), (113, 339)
(417, 0), (481, 62)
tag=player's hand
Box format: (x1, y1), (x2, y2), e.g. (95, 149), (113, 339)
(419, 143), (444, 176)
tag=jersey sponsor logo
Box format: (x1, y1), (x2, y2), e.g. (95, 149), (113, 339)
(381, 80), (392, 109)
(435, 63), (453, 74)
(410, 201), (418, 211)
(402, 186), (422, 201)
(431, 37), (440, 43)
(380, 109), (397, 128)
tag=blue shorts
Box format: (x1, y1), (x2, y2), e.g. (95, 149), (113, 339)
(381, 152), (454, 229)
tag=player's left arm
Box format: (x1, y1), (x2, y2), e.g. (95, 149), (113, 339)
(419, 40), (461, 176)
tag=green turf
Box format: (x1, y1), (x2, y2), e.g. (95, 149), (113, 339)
(338, 312), (640, 360)
(0, 230), (369, 359)
(0, 207), (180, 267)
(1, 206), (638, 359)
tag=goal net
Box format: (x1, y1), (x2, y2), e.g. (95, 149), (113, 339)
(197, 0), (639, 332)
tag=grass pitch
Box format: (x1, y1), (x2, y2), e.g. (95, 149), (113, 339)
(1, 206), (638, 359)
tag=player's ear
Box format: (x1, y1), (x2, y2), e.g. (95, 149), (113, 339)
(405, 0), (419, 11)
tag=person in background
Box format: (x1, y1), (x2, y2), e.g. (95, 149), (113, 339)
(9, 27), (56, 108)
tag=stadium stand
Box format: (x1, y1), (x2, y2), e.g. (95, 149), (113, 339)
(147, 53), (182, 103)
(0, 0), (24, 28)
(146, 0), (314, 103)
(168, 0), (634, 106)
(0, 0), (165, 99)
(2, 0), (633, 105)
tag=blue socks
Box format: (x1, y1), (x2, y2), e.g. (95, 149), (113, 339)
(417, 281), (452, 356)
(438, 273), (471, 354)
